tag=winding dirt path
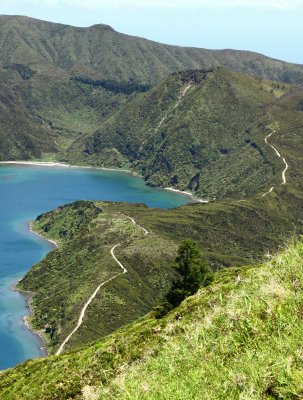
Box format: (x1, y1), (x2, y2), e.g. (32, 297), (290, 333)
(262, 130), (288, 197)
(56, 215), (148, 356)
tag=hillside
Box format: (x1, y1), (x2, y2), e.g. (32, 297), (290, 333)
(13, 169), (303, 354)
(18, 200), (178, 353)
(2, 15), (303, 168)
(2, 237), (303, 399)
(2, 15), (303, 398)
(1, 15), (303, 84)
(65, 68), (303, 199)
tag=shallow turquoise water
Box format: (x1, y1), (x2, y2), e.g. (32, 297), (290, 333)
(0, 165), (190, 370)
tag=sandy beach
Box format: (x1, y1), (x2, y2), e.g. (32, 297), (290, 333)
(0, 160), (132, 173)
(0, 161), (71, 167)
(164, 187), (209, 203)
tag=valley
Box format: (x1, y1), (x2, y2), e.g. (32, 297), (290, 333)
(1, 14), (303, 400)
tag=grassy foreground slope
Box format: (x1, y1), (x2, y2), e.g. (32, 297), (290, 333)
(2, 239), (303, 399)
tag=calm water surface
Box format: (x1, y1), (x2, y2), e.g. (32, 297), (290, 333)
(0, 165), (190, 370)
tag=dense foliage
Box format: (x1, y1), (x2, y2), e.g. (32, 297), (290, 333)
(157, 239), (212, 316)
(71, 76), (151, 94)
(18, 201), (178, 352)
(2, 15), (303, 165)
(67, 68), (303, 200)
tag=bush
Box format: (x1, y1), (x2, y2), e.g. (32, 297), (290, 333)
(155, 239), (212, 317)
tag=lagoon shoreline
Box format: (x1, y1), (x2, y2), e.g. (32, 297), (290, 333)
(11, 283), (48, 359)
(12, 221), (61, 359)
(0, 161), (193, 369)
(0, 160), (206, 203)
(0, 160), (131, 173)
(28, 221), (59, 249)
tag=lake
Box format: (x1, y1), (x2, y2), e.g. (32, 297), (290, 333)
(0, 164), (190, 370)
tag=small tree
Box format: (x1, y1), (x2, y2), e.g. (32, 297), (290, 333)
(156, 239), (211, 317)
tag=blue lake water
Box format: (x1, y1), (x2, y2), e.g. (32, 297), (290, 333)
(0, 164), (190, 370)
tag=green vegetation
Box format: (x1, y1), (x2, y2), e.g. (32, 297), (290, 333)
(2, 14), (303, 178)
(18, 201), (178, 353)
(14, 176), (303, 354)
(156, 239), (211, 316)
(68, 68), (301, 199)
(71, 76), (151, 95)
(2, 238), (303, 399)
(3, 15), (303, 399)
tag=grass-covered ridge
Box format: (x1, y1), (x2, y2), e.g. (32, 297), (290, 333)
(2, 238), (303, 399)
(68, 68), (301, 199)
(101, 239), (303, 399)
(2, 14), (303, 172)
(18, 200), (178, 353)
(15, 178), (303, 355)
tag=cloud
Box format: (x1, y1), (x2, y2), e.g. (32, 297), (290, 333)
(5, 0), (303, 10)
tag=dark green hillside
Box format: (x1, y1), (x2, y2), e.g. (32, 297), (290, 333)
(18, 201), (178, 352)
(2, 239), (303, 399)
(1, 15), (303, 85)
(17, 174), (303, 354)
(67, 68), (302, 199)
(1, 15), (303, 162)
(0, 68), (57, 160)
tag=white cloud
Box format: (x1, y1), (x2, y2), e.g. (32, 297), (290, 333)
(6, 0), (303, 10)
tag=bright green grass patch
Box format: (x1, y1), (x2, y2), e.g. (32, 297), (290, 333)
(95, 240), (303, 399)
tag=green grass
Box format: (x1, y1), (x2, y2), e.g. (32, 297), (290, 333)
(18, 201), (178, 353)
(99, 240), (303, 400)
(16, 176), (303, 355)
(2, 238), (303, 399)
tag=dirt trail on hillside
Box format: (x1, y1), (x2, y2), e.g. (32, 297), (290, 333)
(55, 215), (148, 356)
(262, 130), (288, 197)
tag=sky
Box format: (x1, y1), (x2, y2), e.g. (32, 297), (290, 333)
(1, 0), (302, 64)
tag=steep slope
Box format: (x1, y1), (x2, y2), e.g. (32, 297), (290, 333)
(18, 201), (178, 353)
(1, 15), (303, 163)
(0, 63), (131, 161)
(67, 68), (303, 199)
(2, 239), (303, 399)
(15, 176), (303, 354)
(0, 68), (57, 160)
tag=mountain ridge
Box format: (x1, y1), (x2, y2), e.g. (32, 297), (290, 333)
(1, 14), (303, 84)
(2, 14), (303, 178)
(65, 67), (303, 199)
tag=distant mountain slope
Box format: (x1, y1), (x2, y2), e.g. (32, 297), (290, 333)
(1, 15), (303, 199)
(0, 68), (57, 159)
(1, 15), (303, 84)
(66, 68), (303, 199)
